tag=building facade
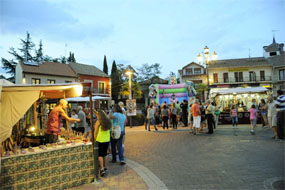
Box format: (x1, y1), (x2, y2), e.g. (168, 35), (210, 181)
(263, 37), (285, 94)
(207, 57), (272, 89)
(15, 61), (78, 85)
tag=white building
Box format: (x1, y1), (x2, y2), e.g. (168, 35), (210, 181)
(15, 61), (78, 84)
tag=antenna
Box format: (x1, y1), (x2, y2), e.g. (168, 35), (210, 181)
(65, 44), (67, 57)
(248, 48), (251, 58)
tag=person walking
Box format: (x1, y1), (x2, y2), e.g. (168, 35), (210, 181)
(259, 99), (268, 128)
(230, 105), (238, 129)
(214, 106), (221, 128)
(267, 96), (278, 139)
(249, 104), (257, 135)
(147, 104), (158, 131)
(70, 109), (78, 131)
(77, 106), (86, 134)
(161, 105), (169, 130)
(171, 103), (178, 129)
(94, 109), (112, 177)
(205, 100), (214, 134)
(142, 105), (148, 130)
(191, 99), (201, 135)
(188, 103), (194, 133)
(180, 100), (188, 127)
(110, 104), (127, 164)
(276, 90), (285, 140)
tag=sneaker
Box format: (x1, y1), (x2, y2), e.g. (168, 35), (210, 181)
(100, 168), (106, 177)
(120, 161), (126, 165)
(103, 168), (108, 172)
(250, 130), (255, 135)
(232, 126), (234, 129)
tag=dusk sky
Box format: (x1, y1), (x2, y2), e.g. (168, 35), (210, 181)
(0, 0), (284, 79)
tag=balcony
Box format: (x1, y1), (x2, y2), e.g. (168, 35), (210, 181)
(212, 76), (272, 84)
(91, 87), (110, 95)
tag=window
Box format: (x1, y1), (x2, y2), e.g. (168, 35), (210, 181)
(98, 81), (105, 94)
(270, 52), (277, 56)
(47, 79), (56, 84)
(223, 73), (229, 83)
(280, 69), (285, 80)
(32, 78), (41, 84)
(260, 71), (265, 81)
(65, 81), (72, 83)
(234, 72), (243, 82)
(249, 71), (256, 81)
(185, 68), (193, 75)
(194, 68), (201, 74)
(213, 73), (218, 83)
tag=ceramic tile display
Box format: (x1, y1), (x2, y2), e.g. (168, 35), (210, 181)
(0, 144), (94, 190)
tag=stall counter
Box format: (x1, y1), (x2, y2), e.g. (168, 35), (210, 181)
(0, 143), (94, 190)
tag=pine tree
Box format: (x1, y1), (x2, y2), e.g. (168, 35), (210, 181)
(1, 58), (17, 82)
(35, 40), (44, 62)
(111, 60), (121, 102)
(18, 32), (35, 62)
(67, 52), (76, 62)
(103, 55), (108, 75)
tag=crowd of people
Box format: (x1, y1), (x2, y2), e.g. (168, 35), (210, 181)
(45, 89), (285, 178)
(142, 89), (285, 140)
(45, 99), (128, 178)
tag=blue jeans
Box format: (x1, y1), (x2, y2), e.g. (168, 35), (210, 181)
(110, 131), (125, 162)
(148, 118), (157, 131)
(232, 116), (238, 126)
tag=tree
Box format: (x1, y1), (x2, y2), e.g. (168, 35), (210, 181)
(195, 83), (207, 102)
(110, 60), (122, 102)
(137, 63), (162, 82)
(120, 81), (142, 99)
(18, 32), (35, 62)
(103, 55), (108, 75)
(0, 75), (6, 79)
(67, 52), (76, 62)
(34, 40), (44, 62)
(1, 58), (17, 82)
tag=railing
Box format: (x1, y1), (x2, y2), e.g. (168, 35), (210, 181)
(212, 76), (272, 84)
(91, 87), (110, 94)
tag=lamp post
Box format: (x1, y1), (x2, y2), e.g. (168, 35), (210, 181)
(125, 67), (133, 128)
(197, 46), (217, 99)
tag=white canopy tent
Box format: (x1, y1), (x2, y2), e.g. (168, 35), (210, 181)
(210, 87), (269, 97)
(66, 96), (111, 102)
(0, 82), (84, 143)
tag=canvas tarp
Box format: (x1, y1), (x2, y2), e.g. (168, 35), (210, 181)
(0, 83), (84, 143)
(210, 87), (268, 97)
(66, 96), (111, 102)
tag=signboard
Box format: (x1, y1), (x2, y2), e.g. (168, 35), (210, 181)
(126, 99), (136, 116)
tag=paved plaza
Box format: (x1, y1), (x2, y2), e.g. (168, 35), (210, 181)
(70, 124), (284, 190)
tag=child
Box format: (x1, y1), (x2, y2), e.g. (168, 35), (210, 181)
(249, 104), (257, 135)
(230, 105), (238, 128)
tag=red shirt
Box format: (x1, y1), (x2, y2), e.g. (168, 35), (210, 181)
(191, 103), (200, 117)
(46, 107), (62, 135)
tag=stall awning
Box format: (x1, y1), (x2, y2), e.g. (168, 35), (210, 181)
(210, 87), (269, 97)
(0, 83), (85, 143)
(66, 96), (111, 102)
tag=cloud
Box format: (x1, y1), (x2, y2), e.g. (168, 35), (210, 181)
(0, 0), (114, 42)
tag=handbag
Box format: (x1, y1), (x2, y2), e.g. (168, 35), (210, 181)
(111, 115), (121, 139)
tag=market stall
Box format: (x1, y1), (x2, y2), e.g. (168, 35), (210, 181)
(210, 87), (270, 124)
(0, 82), (98, 189)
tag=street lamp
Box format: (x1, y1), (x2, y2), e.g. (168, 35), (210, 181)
(197, 46), (217, 99)
(125, 66), (133, 128)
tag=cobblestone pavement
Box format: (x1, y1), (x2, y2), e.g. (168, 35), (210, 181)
(70, 124), (284, 190)
(125, 124), (284, 190)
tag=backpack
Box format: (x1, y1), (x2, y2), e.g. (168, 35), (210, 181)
(111, 115), (121, 139)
